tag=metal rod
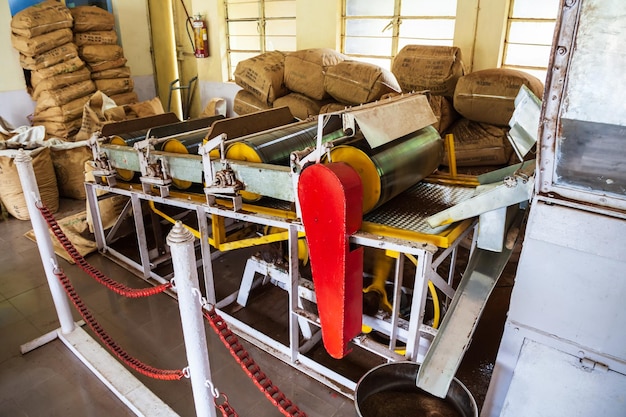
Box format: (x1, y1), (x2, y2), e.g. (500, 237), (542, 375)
(167, 221), (216, 417)
(15, 150), (75, 334)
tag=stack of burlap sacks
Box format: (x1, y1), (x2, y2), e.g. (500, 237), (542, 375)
(3, 3), (153, 221)
(72, 6), (137, 107)
(11, 1), (95, 140)
(10, 2), (140, 141)
(233, 45), (544, 167)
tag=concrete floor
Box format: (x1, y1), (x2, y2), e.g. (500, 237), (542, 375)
(0, 197), (515, 416)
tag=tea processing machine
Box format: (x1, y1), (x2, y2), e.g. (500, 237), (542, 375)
(84, 92), (522, 395)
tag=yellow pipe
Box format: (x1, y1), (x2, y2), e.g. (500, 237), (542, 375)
(406, 253), (440, 329)
(148, 200), (302, 252)
(445, 133), (458, 179)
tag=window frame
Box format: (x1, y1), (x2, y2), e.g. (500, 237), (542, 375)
(340, 0), (457, 68)
(224, 0), (296, 79)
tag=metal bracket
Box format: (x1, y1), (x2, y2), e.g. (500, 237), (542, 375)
(134, 138), (172, 197)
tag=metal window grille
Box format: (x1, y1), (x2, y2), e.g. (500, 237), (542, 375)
(341, 0), (457, 69)
(225, 0), (297, 79)
(502, 0), (560, 82)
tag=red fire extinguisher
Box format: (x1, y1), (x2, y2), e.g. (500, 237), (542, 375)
(192, 14), (209, 58)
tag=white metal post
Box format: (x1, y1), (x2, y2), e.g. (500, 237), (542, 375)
(15, 149), (75, 334)
(167, 221), (216, 417)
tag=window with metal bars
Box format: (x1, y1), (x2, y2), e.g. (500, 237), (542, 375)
(342, 0), (457, 70)
(502, 0), (560, 82)
(225, 0), (297, 79)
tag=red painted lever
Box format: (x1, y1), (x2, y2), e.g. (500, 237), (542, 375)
(298, 163), (363, 359)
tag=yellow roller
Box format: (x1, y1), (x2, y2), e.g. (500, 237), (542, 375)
(326, 145), (382, 213)
(110, 135), (136, 181)
(327, 125), (443, 213)
(161, 137), (197, 189)
(225, 142), (264, 201)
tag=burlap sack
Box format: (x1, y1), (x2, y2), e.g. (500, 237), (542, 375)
(79, 45), (124, 63)
(453, 68), (545, 126)
(94, 78), (134, 97)
(0, 147), (59, 220)
(109, 91), (139, 105)
(31, 56), (85, 80)
(74, 30), (118, 46)
(233, 51), (288, 105)
(32, 67), (92, 99)
(392, 45), (465, 97)
(11, 28), (73, 57)
(200, 97), (227, 118)
(319, 102), (348, 114)
(35, 80), (96, 113)
(20, 42), (78, 71)
(442, 118), (512, 167)
(33, 96), (91, 123)
(90, 66), (131, 80)
(233, 89), (271, 115)
(284, 49), (346, 100)
(50, 141), (92, 199)
(125, 97), (164, 118)
(34, 118), (83, 140)
(428, 95), (459, 134)
(11, 1), (73, 38)
(75, 91), (126, 141)
(273, 93), (329, 120)
(324, 61), (401, 105)
(88, 57), (128, 72)
(71, 6), (116, 32)
(84, 161), (129, 232)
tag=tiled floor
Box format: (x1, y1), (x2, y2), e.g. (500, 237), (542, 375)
(0, 197), (514, 416)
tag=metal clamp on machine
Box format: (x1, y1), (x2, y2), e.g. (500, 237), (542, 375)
(87, 133), (118, 187)
(199, 133), (244, 211)
(134, 137), (173, 197)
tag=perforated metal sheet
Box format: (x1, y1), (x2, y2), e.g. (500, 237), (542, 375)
(364, 182), (476, 235)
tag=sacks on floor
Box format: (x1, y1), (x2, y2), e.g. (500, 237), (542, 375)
(273, 92), (329, 120)
(233, 89), (271, 115)
(324, 61), (401, 105)
(19, 42), (79, 71)
(453, 68), (544, 126)
(428, 95), (459, 134)
(70, 5), (116, 33)
(79, 45), (124, 63)
(10, 1), (73, 38)
(125, 97), (165, 118)
(74, 30), (118, 47)
(93, 78), (134, 97)
(284, 48), (346, 100)
(91, 66), (131, 80)
(109, 91), (139, 106)
(392, 45), (465, 97)
(88, 57), (128, 72)
(11, 28), (74, 57)
(31, 67), (92, 100)
(50, 141), (92, 200)
(319, 102), (348, 114)
(35, 80), (96, 113)
(442, 118), (512, 167)
(234, 51), (288, 105)
(0, 147), (59, 220)
(33, 119), (83, 140)
(33, 95), (91, 123)
(75, 91), (126, 141)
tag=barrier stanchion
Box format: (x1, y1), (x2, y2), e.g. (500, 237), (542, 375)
(15, 149), (75, 334)
(167, 221), (217, 417)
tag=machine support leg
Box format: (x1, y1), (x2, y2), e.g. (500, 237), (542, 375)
(15, 150), (75, 334)
(167, 222), (217, 417)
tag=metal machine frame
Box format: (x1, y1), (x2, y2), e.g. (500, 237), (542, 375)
(85, 178), (475, 395)
(84, 97), (480, 395)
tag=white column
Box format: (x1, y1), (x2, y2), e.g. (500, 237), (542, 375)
(15, 149), (75, 334)
(167, 221), (216, 417)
